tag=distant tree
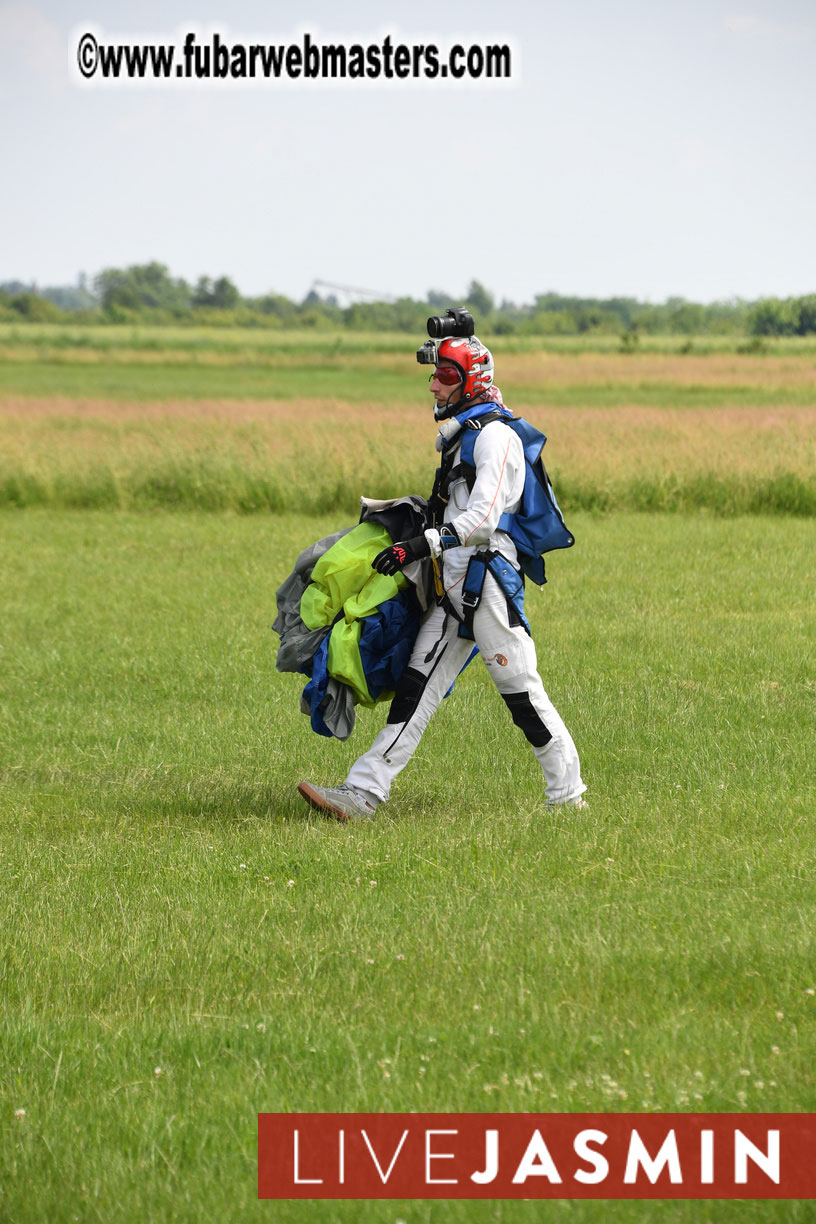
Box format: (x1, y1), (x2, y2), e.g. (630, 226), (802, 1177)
(749, 297), (798, 336)
(193, 275), (241, 310)
(10, 292), (62, 322)
(665, 298), (705, 334)
(192, 276), (214, 307)
(794, 295), (816, 335)
(466, 279), (494, 317)
(702, 299), (750, 334)
(251, 293), (296, 321)
(95, 262), (191, 313)
(1, 280), (32, 296)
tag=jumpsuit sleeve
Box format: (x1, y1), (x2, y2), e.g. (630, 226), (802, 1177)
(447, 422), (525, 548)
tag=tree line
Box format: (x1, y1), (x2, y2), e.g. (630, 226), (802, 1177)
(1, 263), (814, 336)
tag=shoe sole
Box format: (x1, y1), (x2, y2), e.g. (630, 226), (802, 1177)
(297, 782), (352, 823)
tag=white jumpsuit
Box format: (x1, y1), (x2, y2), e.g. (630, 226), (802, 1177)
(346, 418), (586, 807)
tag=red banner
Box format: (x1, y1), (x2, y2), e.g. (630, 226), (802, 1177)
(258, 1113), (816, 1199)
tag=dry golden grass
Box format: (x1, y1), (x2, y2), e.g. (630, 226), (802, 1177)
(3, 395), (814, 484)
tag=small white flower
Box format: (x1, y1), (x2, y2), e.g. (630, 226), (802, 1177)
(775, 1011), (784, 1020)
(806, 989), (815, 997)
(287, 879), (295, 887)
(369, 880), (377, 887)
(154, 1067), (162, 1078)
(739, 1068), (751, 1076)
(239, 863), (246, 870)
(472, 1004), (480, 1011)
(257, 1023), (266, 1032)
(771, 1045), (781, 1055)
(14, 1108), (25, 1120)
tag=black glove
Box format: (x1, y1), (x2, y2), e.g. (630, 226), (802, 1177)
(371, 534), (430, 576)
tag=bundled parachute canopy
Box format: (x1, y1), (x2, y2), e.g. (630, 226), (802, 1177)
(274, 498), (430, 740)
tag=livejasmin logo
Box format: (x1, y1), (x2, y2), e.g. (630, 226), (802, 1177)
(258, 1113), (816, 1200)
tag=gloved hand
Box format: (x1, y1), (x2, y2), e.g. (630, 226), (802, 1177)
(371, 534), (431, 576)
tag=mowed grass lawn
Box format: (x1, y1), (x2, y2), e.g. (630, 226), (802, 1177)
(1, 509), (814, 1224)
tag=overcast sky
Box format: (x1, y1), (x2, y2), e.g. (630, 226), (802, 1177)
(2, 0), (814, 305)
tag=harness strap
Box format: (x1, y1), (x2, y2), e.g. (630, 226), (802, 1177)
(456, 550), (531, 641)
(431, 409), (510, 520)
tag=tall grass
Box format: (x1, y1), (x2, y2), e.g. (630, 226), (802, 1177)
(1, 400), (814, 517)
(1, 327), (814, 514)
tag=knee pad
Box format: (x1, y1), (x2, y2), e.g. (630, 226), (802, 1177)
(502, 691), (553, 748)
(387, 667), (427, 725)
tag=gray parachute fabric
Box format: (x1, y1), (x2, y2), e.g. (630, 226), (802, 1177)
(274, 498), (431, 740)
(274, 527), (356, 738)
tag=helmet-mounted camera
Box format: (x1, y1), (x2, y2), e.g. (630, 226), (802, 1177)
(416, 306), (475, 366)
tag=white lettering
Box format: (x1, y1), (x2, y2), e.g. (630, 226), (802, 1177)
(573, 1129), (609, 1184)
(338, 1129), (344, 1185)
(701, 1129), (714, 1184)
(735, 1130), (780, 1184)
(425, 1129), (458, 1184)
(293, 1129), (323, 1184)
(512, 1130), (563, 1184)
(361, 1129), (409, 1184)
(624, 1130), (682, 1184)
(471, 1129), (499, 1184)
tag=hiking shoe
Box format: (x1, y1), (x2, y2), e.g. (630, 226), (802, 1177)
(297, 782), (377, 823)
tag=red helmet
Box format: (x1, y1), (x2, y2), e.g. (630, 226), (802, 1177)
(436, 335), (494, 403)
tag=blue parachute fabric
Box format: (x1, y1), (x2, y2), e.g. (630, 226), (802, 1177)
(302, 637), (333, 737)
(459, 416), (574, 585)
(303, 589), (422, 737)
(357, 590), (422, 703)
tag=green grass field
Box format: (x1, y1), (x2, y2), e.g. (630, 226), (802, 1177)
(1, 510), (814, 1224)
(1, 329), (815, 1222)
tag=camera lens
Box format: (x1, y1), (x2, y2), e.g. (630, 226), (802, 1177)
(426, 315), (454, 339)
(426, 308), (475, 340)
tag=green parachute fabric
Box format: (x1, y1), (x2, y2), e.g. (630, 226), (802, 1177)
(299, 521), (409, 707)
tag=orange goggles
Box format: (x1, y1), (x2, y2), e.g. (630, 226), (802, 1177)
(431, 365), (462, 386)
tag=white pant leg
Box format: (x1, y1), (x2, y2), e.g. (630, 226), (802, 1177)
(469, 573), (586, 805)
(346, 602), (475, 803)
